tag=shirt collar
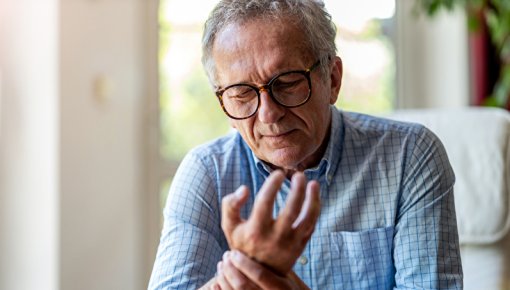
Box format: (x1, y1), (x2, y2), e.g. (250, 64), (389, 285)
(251, 106), (344, 185)
(319, 106), (344, 185)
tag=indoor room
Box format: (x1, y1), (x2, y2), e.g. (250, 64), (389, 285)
(1, 0), (508, 289)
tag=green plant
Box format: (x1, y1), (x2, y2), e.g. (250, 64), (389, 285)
(415, 0), (510, 108)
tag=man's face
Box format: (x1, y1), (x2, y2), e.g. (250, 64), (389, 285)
(211, 19), (342, 173)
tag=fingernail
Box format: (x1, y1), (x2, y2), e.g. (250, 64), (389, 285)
(223, 251), (229, 260)
(231, 250), (240, 260)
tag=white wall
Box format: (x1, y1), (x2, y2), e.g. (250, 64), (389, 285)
(396, 0), (470, 108)
(59, 0), (153, 289)
(0, 0), (60, 289)
(0, 0), (157, 289)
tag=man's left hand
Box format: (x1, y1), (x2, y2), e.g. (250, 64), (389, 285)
(221, 171), (320, 275)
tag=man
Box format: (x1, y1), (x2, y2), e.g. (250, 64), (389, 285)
(149, 0), (463, 289)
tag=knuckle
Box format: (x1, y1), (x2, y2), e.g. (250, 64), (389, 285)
(231, 278), (249, 289)
(280, 211), (299, 225)
(252, 267), (265, 282)
(243, 234), (260, 255)
(245, 229), (261, 244)
(276, 220), (293, 235)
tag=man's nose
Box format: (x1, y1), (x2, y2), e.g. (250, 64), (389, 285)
(257, 88), (285, 124)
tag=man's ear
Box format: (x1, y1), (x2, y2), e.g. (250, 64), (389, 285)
(329, 56), (343, 105)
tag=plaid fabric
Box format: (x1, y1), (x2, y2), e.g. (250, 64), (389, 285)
(148, 107), (463, 289)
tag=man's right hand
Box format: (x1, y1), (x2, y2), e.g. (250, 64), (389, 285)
(199, 250), (310, 290)
(220, 171), (320, 275)
(216, 250), (310, 290)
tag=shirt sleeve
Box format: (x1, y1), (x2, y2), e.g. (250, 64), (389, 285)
(393, 126), (463, 289)
(148, 151), (225, 290)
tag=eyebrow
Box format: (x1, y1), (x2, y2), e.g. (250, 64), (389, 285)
(215, 64), (310, 91)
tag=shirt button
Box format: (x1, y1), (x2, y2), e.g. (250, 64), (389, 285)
(298, 255), (308, 265)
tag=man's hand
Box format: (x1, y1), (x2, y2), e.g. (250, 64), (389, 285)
(215, 250), (310, 290)
(221, 171), (320, 275)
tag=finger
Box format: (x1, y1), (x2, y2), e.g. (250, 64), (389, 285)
(229, 250), (286, 289)
(250, 170), (285, 225)
(292, 180), (320, 238)
(222, 252), (261, 290)
(217, 261), (234, 290)
(277, 172), (307, 229)
(221, 186), (250, 235)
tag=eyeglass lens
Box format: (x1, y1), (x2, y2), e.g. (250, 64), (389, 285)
(221, 72), (310, 119)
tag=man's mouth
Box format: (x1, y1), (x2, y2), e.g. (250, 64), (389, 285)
(263, 130), (295, 138)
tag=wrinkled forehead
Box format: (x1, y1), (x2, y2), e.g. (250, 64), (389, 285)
(211, 18), (314, 86)
(212, 17), (312, 64)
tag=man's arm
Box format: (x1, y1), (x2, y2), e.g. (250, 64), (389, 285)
(148, 152), (224, 290)
(393, 127), (463, 289)
(149, 157), (319, 289)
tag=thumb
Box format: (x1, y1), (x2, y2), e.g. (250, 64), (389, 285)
(221, 185), (249, 235)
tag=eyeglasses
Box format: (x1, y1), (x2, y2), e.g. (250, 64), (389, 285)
(215, 59), (321, 120)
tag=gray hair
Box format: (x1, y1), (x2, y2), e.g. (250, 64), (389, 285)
(201, 0), (337, 84)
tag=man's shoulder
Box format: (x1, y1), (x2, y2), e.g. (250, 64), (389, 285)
(340, 110), (446, 159)
(187, 130), (246, 161)
(341, 110), (425, 136)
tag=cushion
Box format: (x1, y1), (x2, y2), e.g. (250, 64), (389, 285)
(460, 235), (510, 289)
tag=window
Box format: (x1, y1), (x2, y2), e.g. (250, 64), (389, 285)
(329, 0), (396, 113)
(158, 0), (396, 211)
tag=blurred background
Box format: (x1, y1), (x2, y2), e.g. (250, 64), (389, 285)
(0, 0), (506, 289)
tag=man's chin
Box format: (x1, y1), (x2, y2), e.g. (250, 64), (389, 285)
(260, 148), (305, 171)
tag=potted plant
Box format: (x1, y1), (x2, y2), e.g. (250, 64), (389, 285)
(414, 0), (510, 109)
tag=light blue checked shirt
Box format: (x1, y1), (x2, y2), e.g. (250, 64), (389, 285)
(149, 107), (463, 289)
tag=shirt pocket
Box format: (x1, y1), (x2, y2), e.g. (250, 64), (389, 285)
(329, 226), (395, 289)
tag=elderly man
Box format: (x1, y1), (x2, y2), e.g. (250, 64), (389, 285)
(149, 0), (463, 289)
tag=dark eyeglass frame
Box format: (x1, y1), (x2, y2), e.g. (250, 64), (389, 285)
(215, 59), (322, 120)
